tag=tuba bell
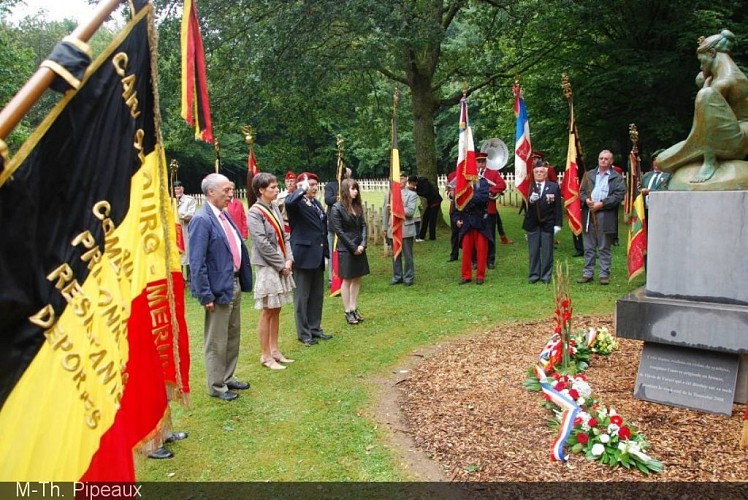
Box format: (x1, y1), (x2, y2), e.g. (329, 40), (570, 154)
(480, 138), (509, 171)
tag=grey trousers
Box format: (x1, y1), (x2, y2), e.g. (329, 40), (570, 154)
(582, 216), (614, 278)
(392, 236), (415, 284)
(527, 229), (554, 283)
(204, 277), (242, 396)
(294, 264), (325, 341)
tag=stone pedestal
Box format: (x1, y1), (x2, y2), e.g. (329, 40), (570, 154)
(616, 191), (748, 408)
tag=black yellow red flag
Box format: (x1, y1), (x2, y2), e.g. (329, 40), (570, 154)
(389, 107), (405, 259)
(0, 0), (189, 481)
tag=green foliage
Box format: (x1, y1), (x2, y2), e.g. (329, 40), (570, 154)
(135, 196), (641, 481)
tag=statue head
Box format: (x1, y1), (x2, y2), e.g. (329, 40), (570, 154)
(697, 29), (735, 55)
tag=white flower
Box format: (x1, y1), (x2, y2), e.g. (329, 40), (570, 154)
(572, 380), (592, 398)
(591, 443), (606, 457)
(577, 397), (586, 406)
(607, 424), (620, 436)
(618, 443), (626, 451)
(609, 408), (618, 417)
(599, 433), (610, 444)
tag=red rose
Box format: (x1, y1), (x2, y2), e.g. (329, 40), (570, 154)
(576, 433), (589, 444)
(569, 389), (580, 400)
(573, 417), (583, 427)
(555, 381), (566, 391)
(610, 415), (623, 426)
(544, 393), (552, 401)
(618, 426), (631, 440)
(588, 418), (598, 427)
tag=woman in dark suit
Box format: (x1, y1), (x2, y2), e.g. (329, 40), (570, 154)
(330, 179), (369, 325)
(247, 173), (295, 369)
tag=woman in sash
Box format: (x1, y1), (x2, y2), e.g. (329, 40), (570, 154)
(248, 173), (295, 369)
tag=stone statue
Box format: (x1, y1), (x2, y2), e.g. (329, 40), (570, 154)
(656, 29), (748, 190)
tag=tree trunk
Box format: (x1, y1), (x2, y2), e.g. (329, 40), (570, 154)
(409, 76), (438, 186)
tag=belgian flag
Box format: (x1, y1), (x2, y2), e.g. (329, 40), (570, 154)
(0, 0), (189, 481)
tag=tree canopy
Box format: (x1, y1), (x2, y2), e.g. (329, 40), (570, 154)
(2, 0), (747, 190)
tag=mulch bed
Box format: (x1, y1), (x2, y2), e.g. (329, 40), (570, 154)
(398, 315), (747, 482)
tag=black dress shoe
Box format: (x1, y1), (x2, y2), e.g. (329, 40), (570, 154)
(487, 263), (496, 269)
(345, 311), (359, 324)
(476, 279), (485, 285)
(299, 338), (318, 346)
(165, 431), (188, 443)
(459, 279), (471, 285)
(227, 380), (250, 391)
(390, 279), (403, 285)
(573, 252), (584, 257)
(212, 391), (239, 401)
(148, 447), (173, 459)
(315, 333), (333, 340)
(404, 281), (413, 286)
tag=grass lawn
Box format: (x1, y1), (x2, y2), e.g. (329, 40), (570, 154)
(136, 194), (642, 481)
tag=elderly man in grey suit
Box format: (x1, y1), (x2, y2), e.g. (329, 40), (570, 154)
(578, 150), (626, 285)
(189, 173), (253, 401)
(385, 174), (418, 286)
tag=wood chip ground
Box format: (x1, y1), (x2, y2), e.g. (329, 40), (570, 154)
(397, 315), (747, 482)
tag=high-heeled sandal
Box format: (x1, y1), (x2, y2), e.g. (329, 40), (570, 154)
(353, 309), (364, 322)
(260, 358), (286, 370)
(273, 353), (295, 363)
(345, 311), (359, 324)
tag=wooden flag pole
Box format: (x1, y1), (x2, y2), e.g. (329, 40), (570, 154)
(0, 0), (124, 141)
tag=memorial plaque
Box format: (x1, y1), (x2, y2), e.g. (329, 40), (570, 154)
(634, 342), (739, 416)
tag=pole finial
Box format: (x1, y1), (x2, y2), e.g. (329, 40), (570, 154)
(561, 73), (573, 101)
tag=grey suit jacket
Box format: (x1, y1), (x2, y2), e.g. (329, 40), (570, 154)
(385, 188), (419, 239)
(247, 201), (293, 271)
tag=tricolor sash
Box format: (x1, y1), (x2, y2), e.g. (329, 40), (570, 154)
(253, 204), (286, 258)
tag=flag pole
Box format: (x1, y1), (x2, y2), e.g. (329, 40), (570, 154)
(329, 134), (345, 297)
(214, 138), (221, 173)
(243, 124), (255, 194)
(625, 124), (641, 220)
(0, 0), (123, 142)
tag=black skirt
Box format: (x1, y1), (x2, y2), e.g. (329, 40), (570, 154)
(337, 250), (370, 279)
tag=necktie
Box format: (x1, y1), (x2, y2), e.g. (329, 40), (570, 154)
(219, 212), (241, 271)
(311, 199), (324, 220)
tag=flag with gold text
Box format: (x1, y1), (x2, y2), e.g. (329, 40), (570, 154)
(0, 0), (189, 481)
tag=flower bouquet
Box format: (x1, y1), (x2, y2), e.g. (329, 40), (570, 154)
(524, 263), (661, 473)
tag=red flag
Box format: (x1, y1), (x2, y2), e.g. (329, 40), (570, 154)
(561, 108), (582, 236)
(248, 148), (259, 178)
(513, 83), (532, 202)
(455, 97), (478, 210)
(181, 0), (213, 143)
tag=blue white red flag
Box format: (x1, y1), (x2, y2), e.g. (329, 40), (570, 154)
(454, 97), (478, 210)
(513, 83), (532, 202)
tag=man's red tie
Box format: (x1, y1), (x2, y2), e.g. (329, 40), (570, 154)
(219, 212), (241, 271)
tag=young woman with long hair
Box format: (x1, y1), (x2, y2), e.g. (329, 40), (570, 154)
(329, 178), (369, 324)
